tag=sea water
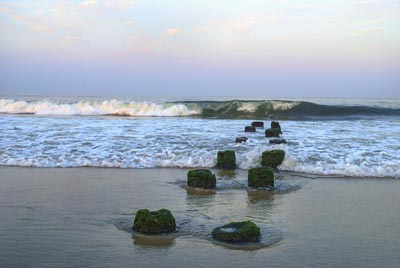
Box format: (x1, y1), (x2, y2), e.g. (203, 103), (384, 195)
(0, 96), (399, 178)
(1, 167), (399, 268)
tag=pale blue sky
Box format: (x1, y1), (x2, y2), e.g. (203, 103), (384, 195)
(0, 0), (399, 97)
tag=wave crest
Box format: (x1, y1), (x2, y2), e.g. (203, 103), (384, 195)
(0, 99), (200, 117)
(1, 98), (400, 119)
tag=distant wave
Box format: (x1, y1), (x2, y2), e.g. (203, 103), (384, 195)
(172, 100), (400, 119)
(1, 98), (400, 119)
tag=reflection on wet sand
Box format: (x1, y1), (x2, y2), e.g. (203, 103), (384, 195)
(132, 231), (176, 248)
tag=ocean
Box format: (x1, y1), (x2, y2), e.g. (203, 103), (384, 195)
(1, 96), (400, 268)
(1, 96), (400, 178)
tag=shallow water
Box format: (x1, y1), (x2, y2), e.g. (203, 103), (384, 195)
(0, 167), (399, 268)
(1, 114), (399, 178)
(1, 97), (400, 178)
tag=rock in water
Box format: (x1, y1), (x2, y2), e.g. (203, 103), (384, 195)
(216, 150), (236, 169)
(248, 167), (274, 188)
(212, 221), (261, 242)
(271, 121), (282, 133)
(235, 137), (248, 143)
(269, 138), (287, 145)
(262, 150), (285, 168)
(133, 209), (176, 234)
(187, 169), (216, 189)
(265, 128), (280, 137)
(251, 121), (264, 128)
(245, 126), (256, 132)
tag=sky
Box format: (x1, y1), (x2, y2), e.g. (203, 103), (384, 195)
(0, 0), (399, 97)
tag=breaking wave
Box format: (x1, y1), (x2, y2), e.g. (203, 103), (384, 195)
(173, 100), (400, 119)
(1, 98), (400, 119)
(0, 99), (199, 117)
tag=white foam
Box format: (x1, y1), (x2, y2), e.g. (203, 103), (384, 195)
(0, 99), (199, 117)
(271, 101), (299, 111)
(1, 109), (399, 178)
(279, 150), (400, 178)
(237, 103), (258, 112)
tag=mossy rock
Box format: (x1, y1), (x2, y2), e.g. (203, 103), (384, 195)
(251, 121), (264, 128)
(212, 221), (261, 242)
(216, 150), (236, 169)
(235, 137), (248, 143)
(133, 209), (176, 234)
(265, 128), (280, 137)
(261, 150), (285, 168)
(271, 121), (282, 133)
(269, 138), (287, 145)
(245, 126), (256, 132)
(187, 169), (216, 189)
(248, 167), (274, 188)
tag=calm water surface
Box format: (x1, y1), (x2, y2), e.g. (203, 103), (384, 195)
(0, 167), (399, 268)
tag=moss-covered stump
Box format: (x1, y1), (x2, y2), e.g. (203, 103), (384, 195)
(212, 221), (261, 242)
(265, 128), (280, 137)
(271, 121), (282, 133)
(133, 209), (176, 234)
(235, 137), (248, 143)
(216, 150), (236, 169)
(248, 167), (274, 188)
(251, 121), (264, 128)
(187, 169), (216, 189)
(245, 126), (256, 132)
(269, 138), (287, 145)
(261, 150), (285, 168)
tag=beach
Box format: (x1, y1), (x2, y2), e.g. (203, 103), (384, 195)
(1, 0), (399, 266)
(1, 166), (399, 268)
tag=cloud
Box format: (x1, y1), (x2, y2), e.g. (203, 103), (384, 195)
(129, 34), (164, 52)
(349, 0), (380, 6)
(192, 15), (280, 34)
(60, 36), (87, 49)
(162, 28), (182, 38)
(31, 23), (50, 32)
(0, 7), (11, 13)
(104, 0), (135, 9)
(354, 27), (384, 36)
(121, 19), (135, 28)
(13, 14), (51, 33)
(80, 0), (134, 9)
(231, 16), (280, 32)
(192, 25), (215, 33)
(359, 18), (389, 26)
(80, 0), (97, 7)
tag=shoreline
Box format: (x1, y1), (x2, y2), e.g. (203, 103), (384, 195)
(1, 166), (398, 180)
(1, 166), (400, 267)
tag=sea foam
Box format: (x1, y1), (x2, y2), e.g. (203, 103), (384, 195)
(1, 98), (400, 178)
(2, 98), (400, 119)
(0, 99), (199, 117)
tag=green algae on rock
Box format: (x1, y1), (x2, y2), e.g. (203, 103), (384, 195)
(216, 150), (236, 169)
(248, 167), (274, 188)
(187, 169), (216, 189)
(245, 126), (256, 132)
(269, 138), (287, 145)
(235, 137), (248, 143)
(265, 128), (281, 138)
(262, 150), (285, 168)
(271, 121), (282, 133)
(133, 209), (176, 234)
(212, 221), (261, 242)
(251, 121), (264, 128)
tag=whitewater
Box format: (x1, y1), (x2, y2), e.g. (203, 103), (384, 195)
(0, 97), (399, 178)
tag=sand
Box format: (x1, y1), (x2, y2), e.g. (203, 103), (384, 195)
(0, 167), (399, 268)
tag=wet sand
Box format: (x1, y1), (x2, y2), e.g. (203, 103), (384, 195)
(0, 167), (399, 268)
